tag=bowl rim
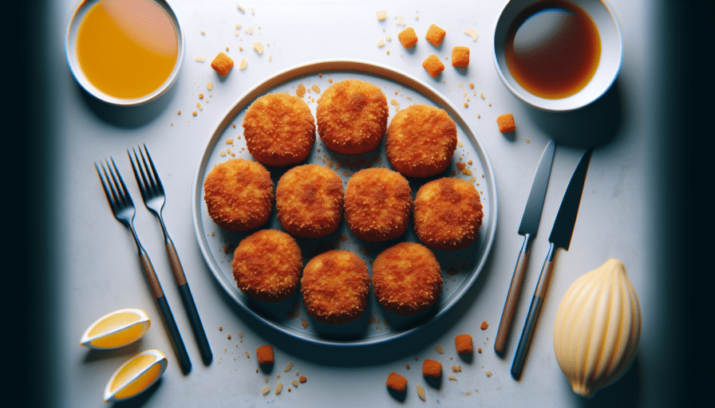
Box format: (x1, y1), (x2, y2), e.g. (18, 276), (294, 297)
(491, 0), (623, 112)
(64, 0), (185, 106)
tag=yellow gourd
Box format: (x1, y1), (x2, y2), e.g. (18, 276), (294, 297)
(553, 258), (641, 397)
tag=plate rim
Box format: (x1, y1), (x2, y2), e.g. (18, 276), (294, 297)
(191, 59), (498, 347)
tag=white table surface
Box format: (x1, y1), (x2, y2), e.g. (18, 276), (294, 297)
(42, 1), (685, 406)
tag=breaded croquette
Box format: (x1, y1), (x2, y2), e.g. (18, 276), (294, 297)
(256, 345), (274, 365)
(422, 54), (445, 78)
(243, 93), (316, 167)
(386, 372), (408, 393)
(203, 159), (273, 232)
(301, 250), (370, 324)
(497, 113), (516, 133)
(414, 178), (483, 250)
(386, 104), (457, 178)
(451, 46), (470, 68)
(276, 164), (344, 238)
(398, 27), (418, 49)
(316, 79), (388, 155)
(344, 168), (412, 242)
(425, 24), (447, 46)
(372, 242), (442, 316)
(455, 334), (473, 354)
(422, 359), (442, 378)
(232, 230), (303, 302)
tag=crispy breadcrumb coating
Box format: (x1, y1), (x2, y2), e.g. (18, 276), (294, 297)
(317, 79), (388, 155)
(211, 52), (234, 76)
(386, 105), (457, 178)
(276, 164), (344, 238)
(232, 230), (303, 302)
(386, 372), (408, 393)
(344, 168), (412, 242)
(414, 178), (483, 250)
(203, 159), (273, 232)
(455, 334), (473, 354)
(256, 345), (274, 364)
(301, 250), (370, 324)
(422, 54), (445, 77)
(422, 359), (442, 378)
(497, 113), (516, 133)
(243, 93), (316, 167)
(372, 242), (443, 315)
(451, 46), (470, 68)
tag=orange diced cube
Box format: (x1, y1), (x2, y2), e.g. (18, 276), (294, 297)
(398, 27), (418, 49)
(422, 359), (442, 378)
(386, 372), (407, 393)
(422, 54), (445, 78)
(497, 114), (516, 133)
(211, 52), (234, 76)
(451, 46), (470, 68)
(455, 334), (473, 354)
(425, 24), (446, 46)
(256, 345), (274, 365)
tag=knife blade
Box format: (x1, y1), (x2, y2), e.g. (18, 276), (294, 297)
(494, 140), (556, 355)
(511, 147), (593, 379)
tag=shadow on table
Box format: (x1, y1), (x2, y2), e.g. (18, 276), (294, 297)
(572, 355), (641, 408)
(524, 79), (625, 149)
(75, 80), (177, 129)
(112, 378), (162, 408)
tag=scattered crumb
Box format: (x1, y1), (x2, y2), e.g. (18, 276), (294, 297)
(451, 365), (461, 372)
(481, 320), (489, 330)
(416, 385), (426, 401)
(449, 374), (458, 381)
(376, 10), (387, 21)
(245, 27), (255, 34)
(226, 46), (229, 51)
(284, 362), (294, 372)
(414, 356), (418, 361)
(469, 83), (474, 89)
(377, 38), (386, 47)
(406, 364), (410, 369)
(464, 27), (479, 41)
(192, 111), (197, 117)
(457, 141), (464, 147)
(435, 345), (444, 354)
(239, 58), (248, 70)
(525, 138), (530, 143)
(261, 386), (270, 396)
(301, 318), (308, 329)
(386, 36), (392, 41)
(197, 102), (203, 111)
(237, 4), (245, 13)
(329, 79), (334, 83)
(199, 93), (204, 99)
(319, 73), (322, 77)
(292, 380), (299, 387)
(478, 347), (482, 353)
(386, 50), (390, 55)
(238, 331), (243, 338)
(245, 351), (250, 358)
(464, 103), (468, 108)
(207, 82), (214, 91)
(201, 30), (205, 35)
(456, 162), (473, 176)
(227, 334), (232, 339)
(253, 42), (264, 55)
(311, 84), (321, 93)
(218, 326), (222, 331)
(299, 376), (307, 383)
(177, 110), (181, 115)
(486, 371), (493, 377)
(275, 382), (283, 395)
(390, 99), (400, 112)
(467, 176), (477, 183)
(194, 56), (205, 62)
(269, 55), (273, 62)
(265, 376), (269, 383)
(296, 84), (306, 98)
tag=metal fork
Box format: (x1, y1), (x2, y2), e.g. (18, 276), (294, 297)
(129, 145), (212, 365)
(95, 158), (192, 374)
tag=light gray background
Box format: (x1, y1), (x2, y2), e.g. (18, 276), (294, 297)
(45, 1), (679, 406)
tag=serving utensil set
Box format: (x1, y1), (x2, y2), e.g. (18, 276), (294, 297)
(95, 145), (212, 374)
(493, 141), (593, 379)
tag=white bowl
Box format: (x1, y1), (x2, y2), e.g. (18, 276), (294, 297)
(65, 0), (185, 106)
(493, 0), (623, 112)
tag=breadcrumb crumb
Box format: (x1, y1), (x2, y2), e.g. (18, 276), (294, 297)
(376, 10), (387, 21)
(464, 27), (479, 41)
(253, 42), (264, 55)
(416, 385), (426, 400)
(240, 58), (248, 70)
(481, 320), (489, 330)
(194, 56), (205, 62)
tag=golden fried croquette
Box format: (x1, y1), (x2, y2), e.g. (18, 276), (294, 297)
(203, 159), (273, 232)
(211, 52), (234, 76)
(425, 24), (447, 47)
(386, 104), (457, 178)
(344, 168), (412, 242)
(455, 334), (473, 354)
(372, 242), (443, 316)
(398, 27), (418, 49)
(301, 250), (370, 324)
(414, 178), (483, 250)
(242, 93), (316, 167)
(232, 229), (303, 302)
(422, 359), (442, 378)
(386, 372), (408, 393)
(451, 46), (470, 68)
(422, 54), (445, 78)
(276, 164), (344, 238)
(316, 79), (388, 155)
(497, 113), (516, 133)
(256, 345), (274, 365)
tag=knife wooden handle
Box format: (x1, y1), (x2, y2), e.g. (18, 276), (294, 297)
(495, 235), (532, 354)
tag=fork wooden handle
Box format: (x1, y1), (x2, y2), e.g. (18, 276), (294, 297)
(166, 241), (213, 365)
(138, 251), (192, 374)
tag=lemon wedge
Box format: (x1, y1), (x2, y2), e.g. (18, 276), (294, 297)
(80, 308), (150, 350)
(104, 349), (167, 402)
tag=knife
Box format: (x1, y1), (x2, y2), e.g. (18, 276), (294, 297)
(511, 148), (593, 379)
(494, 140), (556, 355)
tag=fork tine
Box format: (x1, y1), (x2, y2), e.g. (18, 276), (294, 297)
(102, 160), (122, 209)
(142, 144), (164, 194)
(129, 148), (150, 199)
(139, 145), (159, 195)
(96, 162), (116, 211)
(109, 157), (133, 207)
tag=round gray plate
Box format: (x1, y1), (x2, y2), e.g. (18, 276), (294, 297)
(191, 60), (497, 346)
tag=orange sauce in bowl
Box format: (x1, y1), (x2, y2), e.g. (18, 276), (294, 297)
(76, 0), (178, 100)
